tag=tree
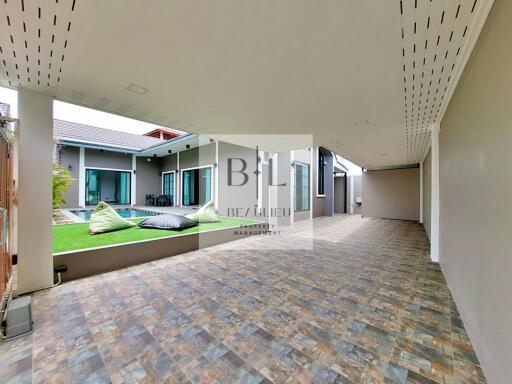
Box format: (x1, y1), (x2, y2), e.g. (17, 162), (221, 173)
(52, 163), (73, 209)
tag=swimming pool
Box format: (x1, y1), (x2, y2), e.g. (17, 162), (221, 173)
(69, 208), (160, 221)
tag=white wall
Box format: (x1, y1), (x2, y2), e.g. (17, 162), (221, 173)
(348, 175), (362, 214)
(16, 89), (54, 293)
(362, 168), (420, 221)
(439, 0), (512, 381)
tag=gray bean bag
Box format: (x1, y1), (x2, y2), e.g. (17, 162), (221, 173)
(138, 214), (197, 230)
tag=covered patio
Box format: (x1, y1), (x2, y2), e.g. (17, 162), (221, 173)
(0, 215), (484, 383)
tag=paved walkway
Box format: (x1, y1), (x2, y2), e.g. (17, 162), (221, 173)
(0, 215), (486, 383)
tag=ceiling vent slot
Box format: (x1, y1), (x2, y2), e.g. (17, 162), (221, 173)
(71, 90), (86, 101)
(399, 0), (482, 163)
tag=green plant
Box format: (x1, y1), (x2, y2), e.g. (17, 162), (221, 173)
(52, 162), (73, 209)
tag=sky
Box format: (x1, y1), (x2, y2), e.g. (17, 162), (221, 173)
(1, 85), (361, 173)
(0, 86), (161, 135)
(338, 156), (362, 176)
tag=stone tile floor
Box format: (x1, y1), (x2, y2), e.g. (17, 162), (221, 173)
(0, 215), (487, 383)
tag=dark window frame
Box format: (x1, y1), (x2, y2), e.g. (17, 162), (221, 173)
(317, 148), (325, 196)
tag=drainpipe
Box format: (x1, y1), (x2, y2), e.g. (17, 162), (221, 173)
(344, 171), (348, 213)
(78, 147), (85, 208)
(131, 154), (137, 206)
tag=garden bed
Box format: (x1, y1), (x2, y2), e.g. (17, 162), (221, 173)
(53, 217), (257, 253)
(53, 217), (267, 282)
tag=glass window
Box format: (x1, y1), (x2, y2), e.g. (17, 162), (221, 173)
(182, 167), (212, 206)
(85, 169), (100, 206)
(294, 162), (310, 211)
(162, 172), (175, 201)
(318, 149), (325, 195)
(116, 172), (131, 205)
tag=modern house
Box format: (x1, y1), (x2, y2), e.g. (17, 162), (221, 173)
(54, 118), (354, 223)
(1, 0), (511, 382)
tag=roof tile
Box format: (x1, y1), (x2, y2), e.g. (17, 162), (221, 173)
(54, 119), (163, 150)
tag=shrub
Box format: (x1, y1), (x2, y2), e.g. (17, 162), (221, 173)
(52, 163), (73, 209)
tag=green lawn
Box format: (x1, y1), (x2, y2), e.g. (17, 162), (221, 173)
(53, 217), (259, 253)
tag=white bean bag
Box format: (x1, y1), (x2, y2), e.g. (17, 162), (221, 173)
(89, 202), (136, 235)
(185, 201), (220, 223)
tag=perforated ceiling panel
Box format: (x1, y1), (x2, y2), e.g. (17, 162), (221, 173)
(0, 1), (494, 168)
(0, 0), (75, 92)
(400, 0), (481, 164)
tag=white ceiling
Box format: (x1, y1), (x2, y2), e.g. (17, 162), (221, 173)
(0, 0), (493, 169)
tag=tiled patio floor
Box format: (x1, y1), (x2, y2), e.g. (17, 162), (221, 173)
(0, 215), (486, 383)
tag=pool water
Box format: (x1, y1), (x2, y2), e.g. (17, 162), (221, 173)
(70, 208), (160, 221)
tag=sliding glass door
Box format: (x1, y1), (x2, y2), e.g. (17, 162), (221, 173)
(182, 167), (212, 206)
(85, 169), (131, 205)
(162, 172), (175, 202)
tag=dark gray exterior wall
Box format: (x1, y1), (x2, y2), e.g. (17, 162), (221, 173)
(323, 153), (334, 216)
(160, 153), (177, 172)
(334, 176), (346, 214)
(84, 148), (132, 170)
(57, 146), (79, 208)
(136, 157), (161, 206)
(176, 143), (215, 206)
(178, 143), (215, 170)
(312, 147), (333, 218)
(159, 153), (178, 206)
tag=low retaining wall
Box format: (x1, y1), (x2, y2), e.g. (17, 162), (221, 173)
(54, 223), (266, 282)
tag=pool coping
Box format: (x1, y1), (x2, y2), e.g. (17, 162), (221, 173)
(61, 207), (163, 223)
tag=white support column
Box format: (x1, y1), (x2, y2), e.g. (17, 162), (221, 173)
(17, 89), (54, 293)
(78, 147), (85, 208)
(131, 154), (137, 206)
(176, 152), (180, 206)
(349, 175), (355, 214)
(430, 123), (440, 262)
(257, 149), (263, 211)
(268, 153), (278, 229)
(290, 150), (295, 225)
(214, 141), (219, 209)
(309, 148), (313, 219)
(419, 161), (424, 224)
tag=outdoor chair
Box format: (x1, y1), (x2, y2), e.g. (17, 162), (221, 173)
(145, 194), (155, 206)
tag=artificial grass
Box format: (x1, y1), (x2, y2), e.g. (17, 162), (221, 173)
(53, 216), (259, 253)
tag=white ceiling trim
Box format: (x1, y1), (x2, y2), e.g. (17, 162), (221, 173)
(436, 0), (495, 136)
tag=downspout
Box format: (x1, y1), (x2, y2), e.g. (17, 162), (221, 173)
(344, 171), (348, 213)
